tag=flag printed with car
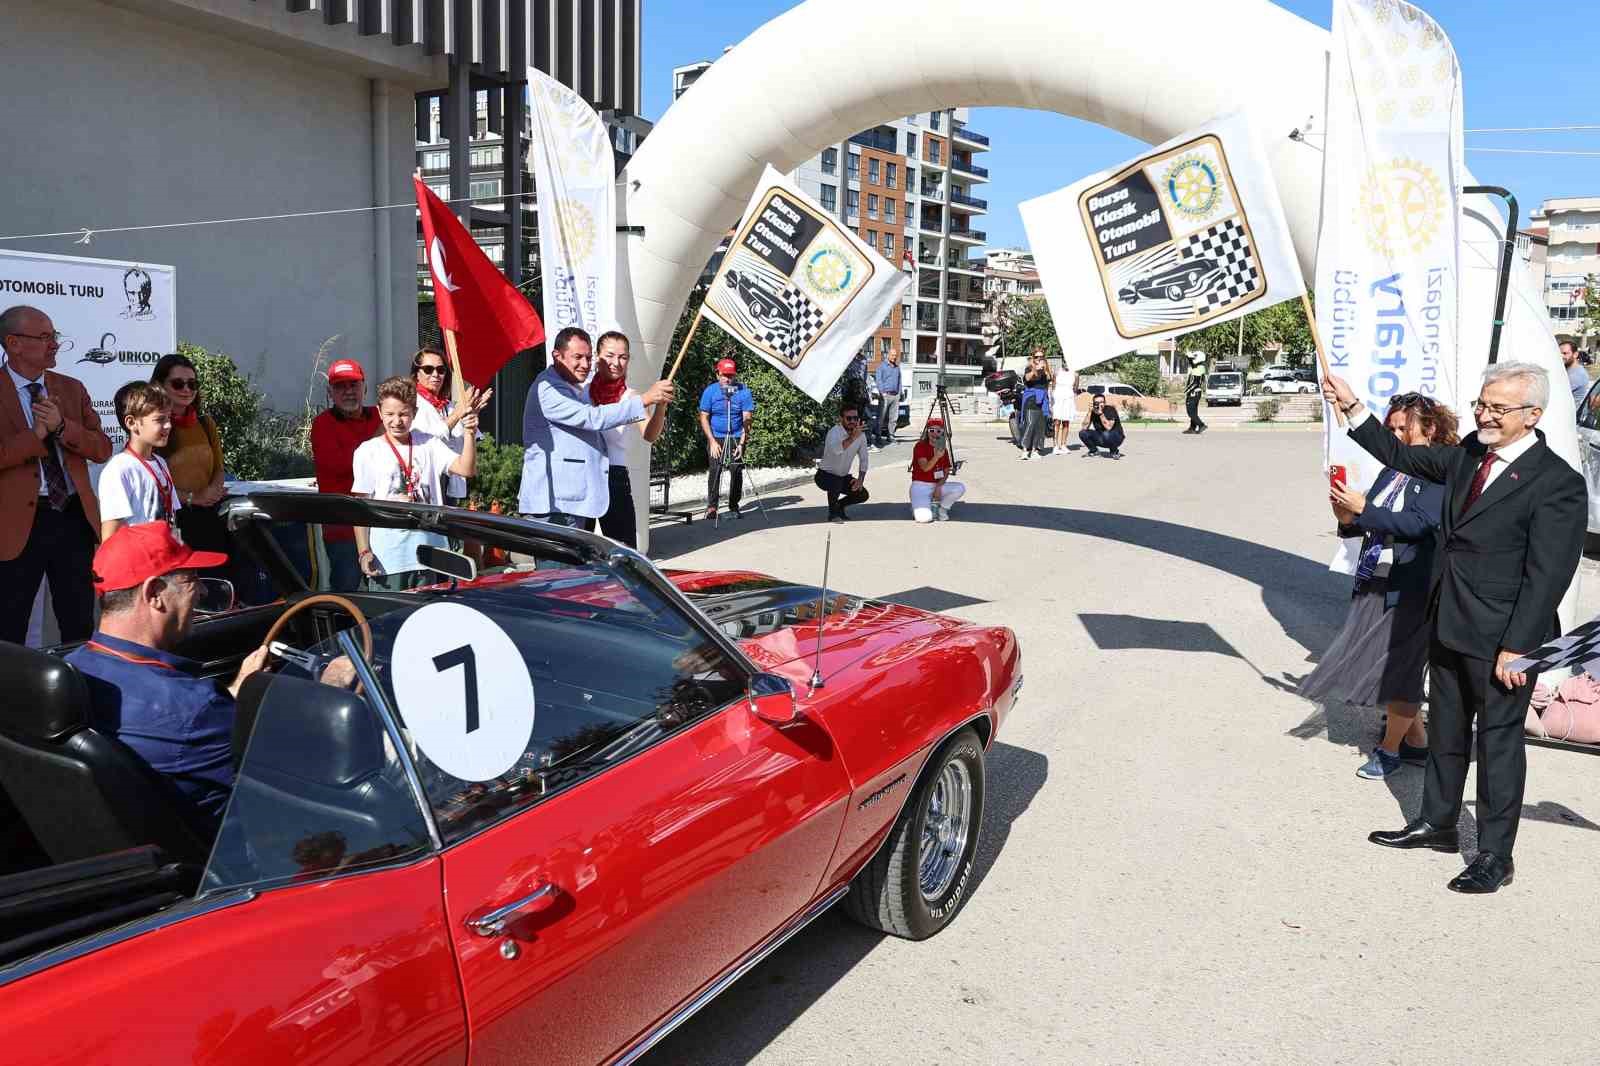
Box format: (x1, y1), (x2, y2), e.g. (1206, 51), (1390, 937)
(674, 165), (910, 402)
(1020, 112), (1305, 372)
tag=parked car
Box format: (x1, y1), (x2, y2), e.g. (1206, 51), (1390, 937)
(0, 492), (1020, 1065)
(1258, 369), (1317, 395)
(867, 376), (912, 431)
(1576, 377), (1600, 533)
(1205, 371), (1245, 405)
(1082, 382), (1145, 399)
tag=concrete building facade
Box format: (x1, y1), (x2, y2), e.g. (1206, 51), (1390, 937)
(1533, 198), (1599, 352)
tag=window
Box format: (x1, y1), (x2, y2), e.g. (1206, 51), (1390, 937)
(930, 111), (942, 131)
(907, 166), (917, 191)
(868, 158), (880, 185)
(469, 178), (502, 200)
(470, 145), (502, 168)
(886, 162), (898, 189)
(867, 194), (879, 220)
(905, 134), (916, 159)
(928, 140), (941, 164)
(883, 232), (895, 254)
(885, 199), (897, 223)
(819, 183), (837, 211)
(422, 149), (448, 170)
(847, 153), (860, 179)
(848, 189), (860, 215)
(426, 181), (449, 200)
(1580, 377), (1600, 430)
(821, 147), (837, 175)
(901, 338), (910, 356)
(880, 337), (892, 355)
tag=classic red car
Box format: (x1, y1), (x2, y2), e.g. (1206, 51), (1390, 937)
(0, 492), (1021, 1064)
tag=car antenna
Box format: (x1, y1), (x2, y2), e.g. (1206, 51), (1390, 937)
(809, 530), (832, 692)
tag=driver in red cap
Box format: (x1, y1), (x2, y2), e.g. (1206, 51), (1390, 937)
(698, 357), (755, 519)
(64, 523), (269, 829)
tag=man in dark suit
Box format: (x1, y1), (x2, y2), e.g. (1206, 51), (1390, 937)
(1324, 362), (1586, 893)
(0, 305), (114, 645)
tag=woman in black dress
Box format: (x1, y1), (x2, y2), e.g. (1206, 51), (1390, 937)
(1019, 350), (1052, 460)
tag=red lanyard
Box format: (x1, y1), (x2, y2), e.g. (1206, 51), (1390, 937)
(383, 434), (423, 501)
(86, 640), (177, 671)
(125, 448), (174, 518)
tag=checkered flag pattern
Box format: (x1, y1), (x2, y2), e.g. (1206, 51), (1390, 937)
(760, 286), (825, 363)
(1182, 218), (1260, 310)
(1507, 617), (1600, 676)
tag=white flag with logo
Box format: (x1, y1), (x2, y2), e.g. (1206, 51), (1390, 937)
(1020, 111), (1305, 371)
(527, 67), (615, 337)
(700, 165), (910, 402)
(1317, 0), (1464, 572)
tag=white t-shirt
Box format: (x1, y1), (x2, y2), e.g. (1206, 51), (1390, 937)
(350, 430), (457, 575)
(98, 450), (182, 527)
(601, 387), (640, 465)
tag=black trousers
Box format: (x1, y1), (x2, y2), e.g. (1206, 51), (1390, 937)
(814, 471), (868, 516)
(1186, 393), (1206, 430)
(0, 496), (96, 645)
(1079, 427), (1125, 454)
(599, 467), (638, 548)
(524, 510), (596, 532)
(707, 442), (743, 510)
(1422, 640), (1533, 858)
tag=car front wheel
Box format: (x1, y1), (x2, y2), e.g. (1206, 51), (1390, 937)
(845, 727), (986, 940)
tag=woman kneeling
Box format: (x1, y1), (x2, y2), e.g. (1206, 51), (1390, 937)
(909, 417), (965, 522)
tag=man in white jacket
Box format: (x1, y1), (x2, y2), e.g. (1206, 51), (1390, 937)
(814, 402), (870, 523)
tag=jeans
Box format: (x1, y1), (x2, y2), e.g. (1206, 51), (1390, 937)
(1079, 427), (1125, 454)
(599, 467), (638, 548)
(707, 439), (743, 511)
(814, 470), (869, 516)
(875, 396), (897, 443)
(324, 538), (363, 592)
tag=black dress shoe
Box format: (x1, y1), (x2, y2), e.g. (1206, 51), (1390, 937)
(1448, 853), (1514, 894)
(1368, 819), (1459, 852)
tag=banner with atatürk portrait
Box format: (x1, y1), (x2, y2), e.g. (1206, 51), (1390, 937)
(701, 166), (909, 402)
(1020, 112), (1305, 372)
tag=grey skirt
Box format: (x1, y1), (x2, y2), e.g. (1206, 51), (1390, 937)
(1299, 578), (1429, 706)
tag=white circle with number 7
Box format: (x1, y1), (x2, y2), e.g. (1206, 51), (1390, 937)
(390, 603), (536, 782)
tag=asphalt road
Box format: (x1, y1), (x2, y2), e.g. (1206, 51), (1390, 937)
(639, 424), (1600, 1066)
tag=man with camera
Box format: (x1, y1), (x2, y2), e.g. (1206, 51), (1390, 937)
(698, 358), (754, 520)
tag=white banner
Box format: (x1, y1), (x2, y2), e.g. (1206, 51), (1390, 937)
(1020, 112), (1305, 372)
(0, 248), (176, 452)
(1317, 0), (1464, 572)
(701, 165), (910, 403)
(527, 67), (615, 338)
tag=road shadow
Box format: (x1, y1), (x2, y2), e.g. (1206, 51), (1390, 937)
(636, 740), (1046, 1066)
(651, 498), (1348, 657)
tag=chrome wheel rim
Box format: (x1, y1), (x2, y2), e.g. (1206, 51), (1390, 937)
(919, 759), (973, 901)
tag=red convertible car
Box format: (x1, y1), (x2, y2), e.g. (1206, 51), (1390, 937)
(0, 492), (1021, 1065)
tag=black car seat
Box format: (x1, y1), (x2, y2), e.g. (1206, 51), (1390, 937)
(0, 644), (211, 866)
(223, 672), (427, 884)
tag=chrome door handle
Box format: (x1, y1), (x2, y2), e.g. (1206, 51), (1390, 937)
(467, 882), (558, 937)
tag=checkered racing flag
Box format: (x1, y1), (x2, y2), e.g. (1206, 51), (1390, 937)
(1508, 617), (1600, 677)
(759, 286), (826, 363)
(1182, 218), (1261, 311)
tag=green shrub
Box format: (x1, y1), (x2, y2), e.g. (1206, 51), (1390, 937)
(1117, 357), (1165, 400)
(468, 434), (525, 512)
(1254, 397), (1282, 422)
(181, 341), (315, 480)
(1125, 398), (1144, 421)
(657, 296), (838, 474)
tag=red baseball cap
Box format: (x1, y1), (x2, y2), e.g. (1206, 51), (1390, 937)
(926, 416), (945, 427)
(327, 359), (365, 384)
(92, 523), (229, 594)
(716, 359), (737, 375)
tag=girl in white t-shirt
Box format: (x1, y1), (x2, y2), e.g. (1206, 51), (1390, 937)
(99, 381), (182, 541)
(351, 375), (478, 585)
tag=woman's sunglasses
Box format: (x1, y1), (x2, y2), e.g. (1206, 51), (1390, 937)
(1389, 392), (1436, 411)
(165, 377), (198, 392)
(414, 363), (447, 377)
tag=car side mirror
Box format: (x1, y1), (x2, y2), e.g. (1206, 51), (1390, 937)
(747, 671), (799, 727)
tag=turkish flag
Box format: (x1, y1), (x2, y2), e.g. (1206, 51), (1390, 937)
(414, 177), (545, 386)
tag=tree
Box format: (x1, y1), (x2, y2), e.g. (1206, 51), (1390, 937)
(1001, 298), (1059, 362)
(1176, 298), (1313, 368)
(1580, 275), (1600, 344)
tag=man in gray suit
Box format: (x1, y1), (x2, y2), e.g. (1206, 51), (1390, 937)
(519, 326), (674, 530)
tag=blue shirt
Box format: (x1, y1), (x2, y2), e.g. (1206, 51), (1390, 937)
(699, 382), (754, 438)
(66, 633), (237, 827)
(874, 359), (902, 398)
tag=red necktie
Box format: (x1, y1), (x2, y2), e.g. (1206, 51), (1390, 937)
(1461, 451), (1498, 514)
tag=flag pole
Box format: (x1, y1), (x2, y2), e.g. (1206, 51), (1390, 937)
(1301, 292), (1346, 428)
(442, 327), (468, 408)
(664, 305), (705, 383)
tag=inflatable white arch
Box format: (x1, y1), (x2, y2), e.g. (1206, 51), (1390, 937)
(619, 0), (1579, 559)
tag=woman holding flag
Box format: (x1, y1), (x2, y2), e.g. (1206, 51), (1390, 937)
(408, 346), (491, 505)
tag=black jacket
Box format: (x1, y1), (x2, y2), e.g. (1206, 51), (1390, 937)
(1349, 416), (1586, 660)
(1337, 467), (1444, 610)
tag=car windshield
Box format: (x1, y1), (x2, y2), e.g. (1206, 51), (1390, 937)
(1209, 374), (1241, 386)
(203, 548), (750, 894)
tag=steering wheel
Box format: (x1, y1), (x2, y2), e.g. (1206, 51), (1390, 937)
(263, 593), (375, 666)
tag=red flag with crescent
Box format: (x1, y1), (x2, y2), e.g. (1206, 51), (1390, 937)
(414, 177), (545, 386)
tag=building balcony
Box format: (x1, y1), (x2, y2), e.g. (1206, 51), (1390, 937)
(919, 184), (943, 202)
(849, 129), (898, 152)
(949, 190), (988, 212)
(951, 124), (990, 149)
(949, 227), (986, 244)
(946, 258), (984, 274)
(917, 220), (945, 237)
(923, 154), (947, 171)
(951, 157), (989, 181)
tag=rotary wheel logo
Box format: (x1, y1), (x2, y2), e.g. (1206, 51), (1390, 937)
(1162, 155), (1221, 219)
(555, 199), (597, 260)
(1360, 158), (1445, 257)
(804, 247), (853, 296)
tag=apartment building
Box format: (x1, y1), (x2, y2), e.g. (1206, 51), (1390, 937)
(1531, 198), (1599, 351)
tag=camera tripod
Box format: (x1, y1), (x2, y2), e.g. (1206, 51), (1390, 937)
(710, 389), (771, 529)
(910, 382), (963, 473)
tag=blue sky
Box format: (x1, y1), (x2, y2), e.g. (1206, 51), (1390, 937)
(643, 0), (1599, 248)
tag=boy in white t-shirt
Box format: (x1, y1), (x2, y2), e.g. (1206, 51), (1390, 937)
(99, 381), (182, 541)
(351, 375), (477, 585)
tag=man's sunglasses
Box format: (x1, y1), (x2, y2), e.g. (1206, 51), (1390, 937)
(842, 414), (861, 423)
